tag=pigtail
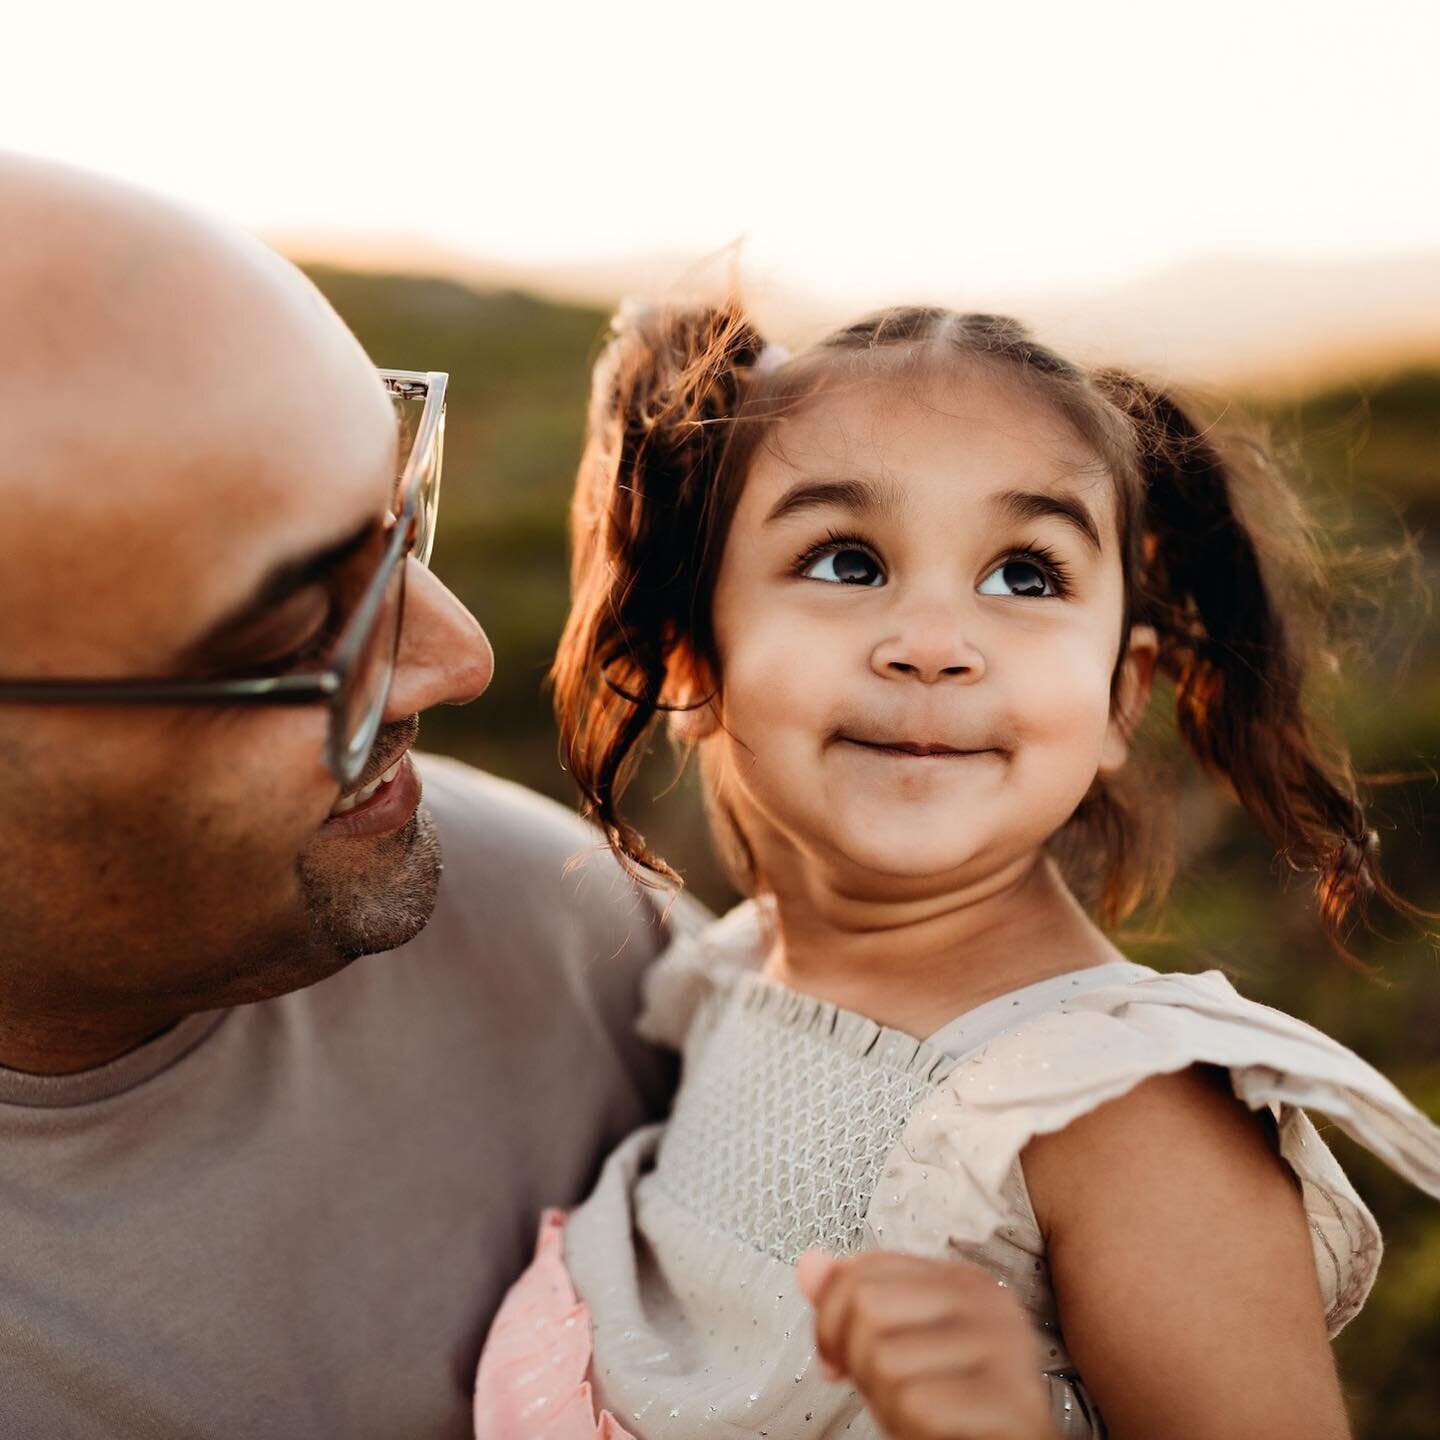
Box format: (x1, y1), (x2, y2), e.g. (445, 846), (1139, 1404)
(1097, 371), (1426, 960)
(550, 301), (764, 886)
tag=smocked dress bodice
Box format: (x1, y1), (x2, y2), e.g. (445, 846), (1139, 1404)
(476, 899), (1440, 1439)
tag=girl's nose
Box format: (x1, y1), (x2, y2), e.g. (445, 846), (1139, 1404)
(870, 604), (986, 684)
(383, 559), (494, 720)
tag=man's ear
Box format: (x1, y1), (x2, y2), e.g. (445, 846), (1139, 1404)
(1098, 623), (1159, 776)
(664, 644), (721, 744)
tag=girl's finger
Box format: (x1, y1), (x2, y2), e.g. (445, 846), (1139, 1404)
(795, 1249), (840, 1305)
(849, 1319), (996, 1395)
(806, 1255), (916, 1372)
(876, 1375), (1051, 1440)
(814, 1272), (981, 1380)
(840, 1290), (986, 1384)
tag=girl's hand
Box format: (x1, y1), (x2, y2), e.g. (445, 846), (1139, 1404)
(796, 1249), (1057, 1440)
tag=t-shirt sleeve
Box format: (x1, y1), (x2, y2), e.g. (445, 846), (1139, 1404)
(869, 968), (1440, 1337)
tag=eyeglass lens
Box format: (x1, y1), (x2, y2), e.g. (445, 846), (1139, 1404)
(331, 386), (440, 786)
(335, 550), (407, 787)
(411, 408), (442, 567)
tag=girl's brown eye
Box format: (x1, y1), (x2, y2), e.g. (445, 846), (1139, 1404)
(978, 543), (1073, 599)
(803, 547), (885, 586)
(979, 559), (1051, 598)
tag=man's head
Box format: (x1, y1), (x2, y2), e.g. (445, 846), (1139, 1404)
(0, 155), (493, 1069)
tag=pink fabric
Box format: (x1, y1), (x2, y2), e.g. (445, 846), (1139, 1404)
(474, 1209), (636, 1440)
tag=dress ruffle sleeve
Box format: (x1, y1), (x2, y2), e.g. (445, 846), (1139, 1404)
(634, 898), (772, 1051)
(867, 967), (1440, 1336)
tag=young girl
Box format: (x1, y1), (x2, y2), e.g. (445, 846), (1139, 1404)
(474, 304), (1440, 1438)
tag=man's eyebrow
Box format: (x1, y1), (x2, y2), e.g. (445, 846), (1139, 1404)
(763, 477), (906, 526)
(989, 488), (1103, 557)
(185, 518), (380, 655)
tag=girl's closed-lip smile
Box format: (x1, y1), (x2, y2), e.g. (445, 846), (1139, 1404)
(835, 732), (1002, 759)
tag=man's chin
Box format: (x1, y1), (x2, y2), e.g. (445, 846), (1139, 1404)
(296, 803), (444, 962)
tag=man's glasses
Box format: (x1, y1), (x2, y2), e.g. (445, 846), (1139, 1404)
(0, 370), (447, 790)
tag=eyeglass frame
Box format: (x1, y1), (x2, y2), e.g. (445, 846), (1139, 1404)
(0, 369), (447, 789)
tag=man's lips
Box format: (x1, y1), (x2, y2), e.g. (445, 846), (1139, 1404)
(319, 750), (422, 837)
(330, 754), (406, 816)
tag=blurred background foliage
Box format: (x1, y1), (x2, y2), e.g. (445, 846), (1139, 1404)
(310, 265), (1440, 1437)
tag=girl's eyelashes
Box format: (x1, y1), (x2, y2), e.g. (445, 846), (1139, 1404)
(791, 531), (1075, 599)
(793, 531), (885, 587)
(980, 541), (1075, 600)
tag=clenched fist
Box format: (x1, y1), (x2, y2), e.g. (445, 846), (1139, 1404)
(796, 1250), (1057, 1440)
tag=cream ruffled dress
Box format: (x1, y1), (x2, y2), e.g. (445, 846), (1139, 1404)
(475, 898), (1440, 1439)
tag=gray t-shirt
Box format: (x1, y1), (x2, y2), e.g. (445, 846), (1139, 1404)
(0, 754), (700, 1440)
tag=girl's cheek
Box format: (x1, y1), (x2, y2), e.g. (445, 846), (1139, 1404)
(728, 624), (821, 699)
(1010, 650), (1115, 741)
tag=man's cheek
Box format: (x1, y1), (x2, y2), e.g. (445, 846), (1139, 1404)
(194, 750), (334, 846)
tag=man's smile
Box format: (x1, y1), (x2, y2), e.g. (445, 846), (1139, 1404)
(321, 751), (421, 835)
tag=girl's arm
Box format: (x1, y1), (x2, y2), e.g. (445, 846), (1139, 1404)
(1022, 1063), (1352, 1440)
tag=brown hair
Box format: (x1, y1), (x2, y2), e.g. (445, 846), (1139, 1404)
(550, 300), (1429, 960)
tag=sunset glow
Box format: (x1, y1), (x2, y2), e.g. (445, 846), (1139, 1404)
(5, 0), (1437, 312)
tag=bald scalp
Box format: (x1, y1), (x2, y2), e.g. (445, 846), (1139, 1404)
(0, 154), (341, 389)
(0, 152), (397, 676)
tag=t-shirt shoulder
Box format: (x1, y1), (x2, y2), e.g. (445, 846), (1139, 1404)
(421, 755), (650, 913)
(418, 753), (616, 867)
(414, 751), (712, 996)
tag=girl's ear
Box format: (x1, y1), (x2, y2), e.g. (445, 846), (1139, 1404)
(1098, 623), (1159, 776)
(664, 644), (721, 744)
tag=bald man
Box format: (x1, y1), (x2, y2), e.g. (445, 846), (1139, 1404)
(0, 155), (693, 1438)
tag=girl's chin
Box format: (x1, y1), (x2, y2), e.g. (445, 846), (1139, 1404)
(819, 831), (995, 886)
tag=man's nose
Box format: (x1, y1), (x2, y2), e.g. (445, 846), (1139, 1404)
(869, 600), (985, 684)
(383, 559), (494, 719)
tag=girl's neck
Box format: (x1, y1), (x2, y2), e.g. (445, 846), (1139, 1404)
(758, 853), (1126, 1039)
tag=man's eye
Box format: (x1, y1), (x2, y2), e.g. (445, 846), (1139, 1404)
(801, 546), (885, 587)
(271, 607), (347, 671)
(978, 558), (1056, 599)
(224, 596), (339, 677)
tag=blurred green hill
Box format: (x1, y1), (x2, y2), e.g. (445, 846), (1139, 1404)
(306, 264), (1440, 1438)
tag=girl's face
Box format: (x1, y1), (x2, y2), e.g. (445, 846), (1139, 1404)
(698, 362), (1156, 897)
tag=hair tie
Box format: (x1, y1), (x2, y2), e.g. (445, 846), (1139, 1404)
(611, 297), (657, 336)
(751, 342), (791, 376)
(1338, 828), (1381, 874)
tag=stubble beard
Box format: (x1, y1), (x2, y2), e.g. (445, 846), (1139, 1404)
(295, 803), (444, 962)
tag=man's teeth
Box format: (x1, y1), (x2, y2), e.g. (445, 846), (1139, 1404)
(329, 758), (404, 817)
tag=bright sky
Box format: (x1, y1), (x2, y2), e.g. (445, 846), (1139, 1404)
(5, 0), (1437, 305)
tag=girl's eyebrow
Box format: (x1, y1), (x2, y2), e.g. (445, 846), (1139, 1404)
(763, 477), (905, 526)
(763, 476), (1102, 557)
(990, 488), (1103, 556)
